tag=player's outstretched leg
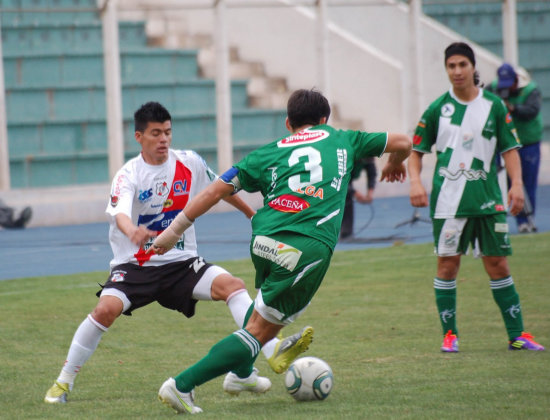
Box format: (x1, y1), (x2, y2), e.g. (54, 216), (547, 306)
(268, 326), (314, 374)
(44, 381), (71, 404)
(509, 332), (545, 351)
(158, 378), (203, 414)
(223, 368), (271, 395)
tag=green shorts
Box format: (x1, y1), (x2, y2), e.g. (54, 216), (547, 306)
(250, 232), (332, 325)
(432, 214), (512, 257)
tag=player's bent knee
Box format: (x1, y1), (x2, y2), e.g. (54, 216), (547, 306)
(211, 274), (246, 301)
(91, 296), (124, 327)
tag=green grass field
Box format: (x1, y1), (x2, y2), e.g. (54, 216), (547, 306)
(1, 233), (549, 419)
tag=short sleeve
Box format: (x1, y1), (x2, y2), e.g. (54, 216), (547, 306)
(413, 107), (437, 153)
(106, 169), (134, 218)
(234, 151), (264, 193)
(495, 100), (521, 153)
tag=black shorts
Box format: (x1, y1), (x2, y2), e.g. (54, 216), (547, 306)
(96, 257), (215, 317)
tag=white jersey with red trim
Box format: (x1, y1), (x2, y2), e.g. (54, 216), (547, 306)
(106, 149), (217, 268)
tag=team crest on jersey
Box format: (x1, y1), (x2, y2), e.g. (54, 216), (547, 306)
(441, 103), (455, 118)
(156, 181), (169, 196)
(268, 194), (310, 213)
(110, 195), (119, 207)
(462, 133), (474, 150)
(277, 129), (329, 148)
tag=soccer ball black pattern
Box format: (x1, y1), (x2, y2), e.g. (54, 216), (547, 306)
(284, 356), (333, 401)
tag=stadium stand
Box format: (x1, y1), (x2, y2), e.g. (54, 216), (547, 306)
(1, 0), (287, 188)
(423, 0), (550, 141)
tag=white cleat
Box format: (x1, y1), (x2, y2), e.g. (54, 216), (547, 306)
(158, 378), (203, 414)
(223, 368), (272, 396)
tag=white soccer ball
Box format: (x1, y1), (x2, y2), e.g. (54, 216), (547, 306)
(284, 356), (333, 401)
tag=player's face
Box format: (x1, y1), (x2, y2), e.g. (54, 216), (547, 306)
(445, 55), (475, 90)
(136, 120), (172, 165)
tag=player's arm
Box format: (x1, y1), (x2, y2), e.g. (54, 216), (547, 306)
(150, 179), (235, 254)
(408, 150), (429, 208)
(222, 193), (256, 219)
(115, 213), (156, 248)
(379, 133), (411, 183)
(501, 148), (524, 216)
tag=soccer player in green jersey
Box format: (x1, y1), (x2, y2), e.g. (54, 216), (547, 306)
(149, 88), (412, 414)
(408, 42), (544, 353)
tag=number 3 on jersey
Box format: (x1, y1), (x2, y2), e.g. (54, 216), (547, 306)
(288, 147), (323, 191)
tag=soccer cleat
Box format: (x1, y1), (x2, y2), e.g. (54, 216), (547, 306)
(268, 326), (314, 374)
(223, 368), (272, 395)
(518, 223), (537, 233)
(440, 330), (459, 352)
(44, 381), (70, 404)
(158, 378), (203, 414)
(509, 332), (545, 351)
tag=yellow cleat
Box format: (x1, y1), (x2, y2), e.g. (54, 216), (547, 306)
(44, 381), (70, 404)
(268, 326), (314, 374)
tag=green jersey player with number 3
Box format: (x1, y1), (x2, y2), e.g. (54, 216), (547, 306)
(149, 89), (412, 414)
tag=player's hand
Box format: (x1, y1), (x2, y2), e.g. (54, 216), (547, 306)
(380, 162), (407, 183)
(508, 183), (524, 216)
(148, 226), (181, 254)
(129, 226), (156, 248)
(354, 191), (373, 204)
(146, 245), (168, 255)
(409, 181), (429, 208)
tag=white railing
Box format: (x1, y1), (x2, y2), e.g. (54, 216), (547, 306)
(0, 0), (521, 191)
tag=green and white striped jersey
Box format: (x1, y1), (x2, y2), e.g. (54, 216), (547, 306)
(413, 88), (520, 218)
(232, 124), (387, 250)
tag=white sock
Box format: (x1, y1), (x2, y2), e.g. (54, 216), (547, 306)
(261, 338), (278, 359)
(225, 289), (279, 358)
(57, 314), (107, 387)
(226, 289), (252, 328)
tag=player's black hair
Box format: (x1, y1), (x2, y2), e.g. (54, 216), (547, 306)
(444, 42), (481, 86)
(134, 102), (172, 133)
(287, 89), (331, 130)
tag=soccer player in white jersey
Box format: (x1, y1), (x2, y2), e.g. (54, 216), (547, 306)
(149, 89), (412, 414)
(408, 42), (544, 353)
(44, 102), (312, 405)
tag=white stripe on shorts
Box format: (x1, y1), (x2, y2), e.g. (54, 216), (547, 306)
(192, 265), (229, 301)
(100, 287), (132, 313)
(254, 290), (308, 326)
(292, 259), (322, 287)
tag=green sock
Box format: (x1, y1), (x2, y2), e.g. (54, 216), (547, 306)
(174, 329), (261, 392)
(434, 277), (457, 336)
(490, 277), (523, 340)
(228, 304), (257, 378)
